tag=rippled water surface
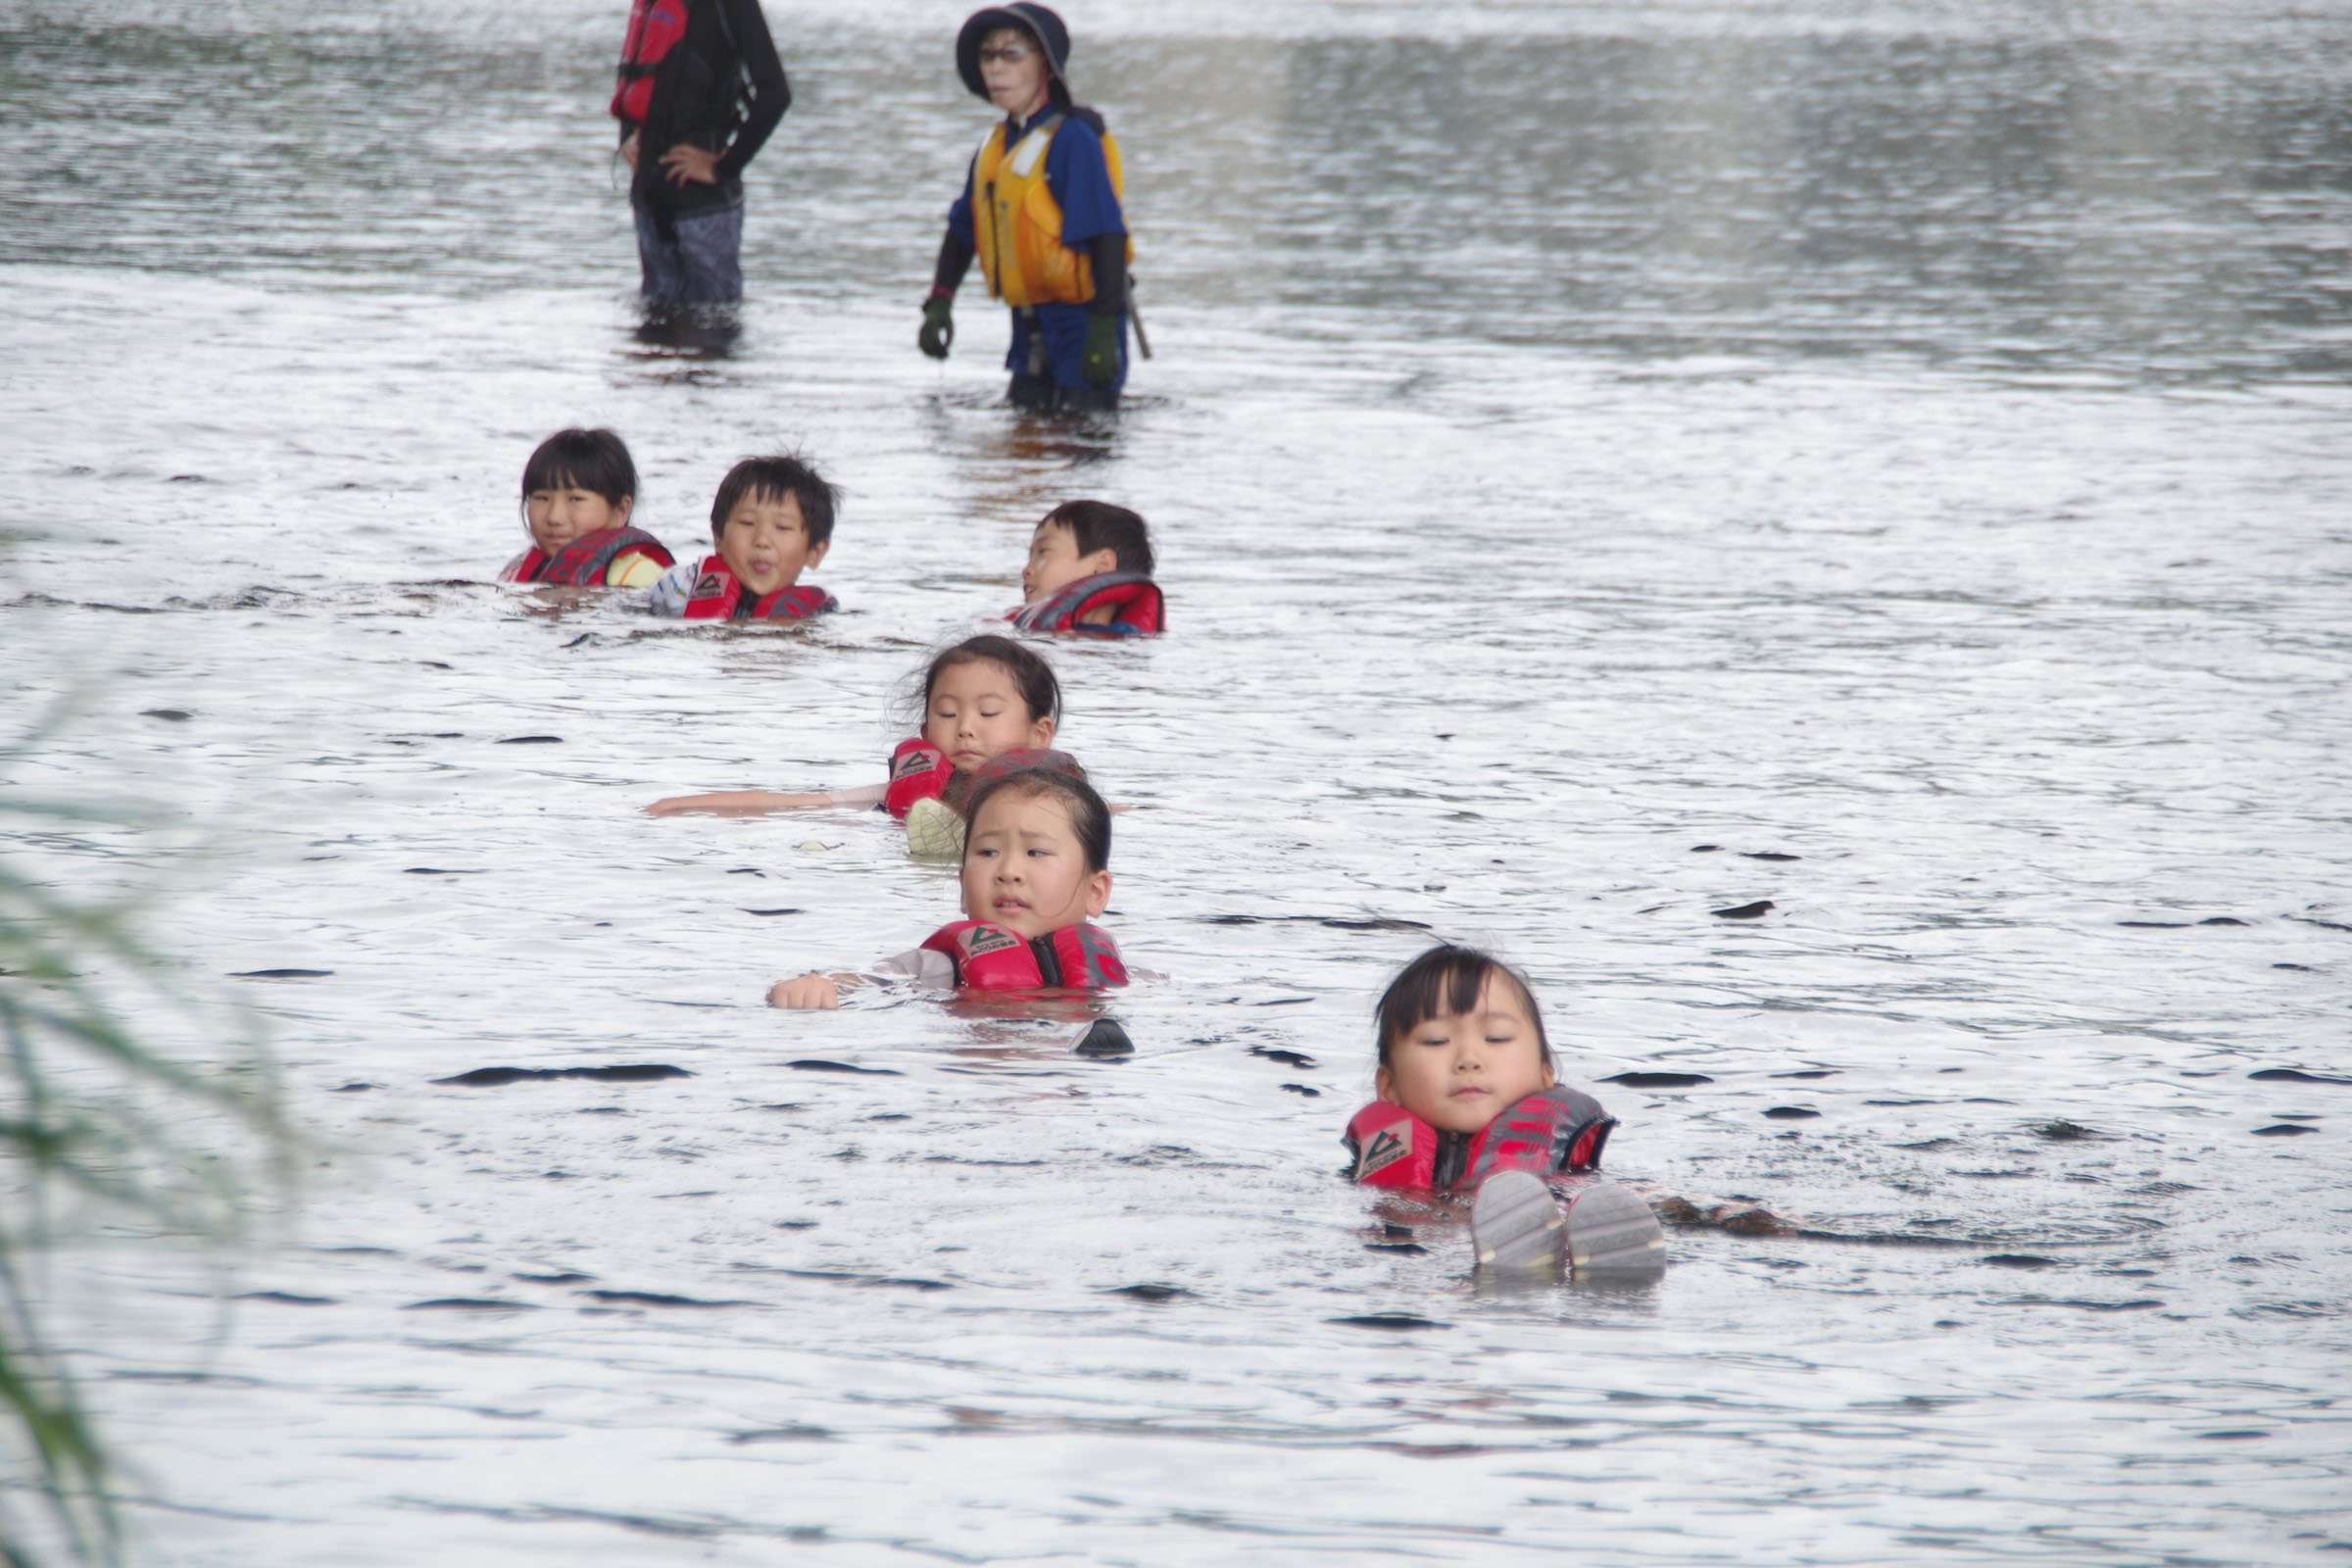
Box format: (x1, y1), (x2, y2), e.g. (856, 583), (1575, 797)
(5, 0), (2351, 1562)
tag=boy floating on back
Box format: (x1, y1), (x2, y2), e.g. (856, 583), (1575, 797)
(1013, 501), (1162, 635)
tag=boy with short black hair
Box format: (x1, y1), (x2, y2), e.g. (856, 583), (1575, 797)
(647, 454), (841, 620)
(1012, 499), (1162, 635)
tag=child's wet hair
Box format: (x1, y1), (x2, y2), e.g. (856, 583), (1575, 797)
(946, 746), (1087, 812)
(1373, 946), (1555, 1075)
(710, 454), (839, 546)
(1042, 500), (1152, 577)
(521, 428), (636, 509)
(962, 765), (1110, 874)
(913, 634), (1061, 727)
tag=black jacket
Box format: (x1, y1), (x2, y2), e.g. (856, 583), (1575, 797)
(624, 0), (790, 219)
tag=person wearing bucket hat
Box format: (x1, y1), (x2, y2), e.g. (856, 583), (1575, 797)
(917, 4), (1135, 413)
(612, 0), (791, 305)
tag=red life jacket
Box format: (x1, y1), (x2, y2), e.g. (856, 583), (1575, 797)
(919, 920), (1128, 991)
(883, 738), (955, 819)
(612, 0), (692, 124)
(1344, 1086), (1616, 1192)
(679, 555), (838, 621)
(499, 526), (674, 587)
(1010, 572), (1163, 637)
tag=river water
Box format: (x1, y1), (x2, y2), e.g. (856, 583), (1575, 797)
(4, 0), (2350, 1562)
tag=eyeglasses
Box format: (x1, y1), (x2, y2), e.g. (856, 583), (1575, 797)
(978, 43), (1033, 66)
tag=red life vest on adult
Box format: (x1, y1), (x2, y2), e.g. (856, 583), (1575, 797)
(499, 526), (673, 587)
(612, 0), (692, 125)
(679, 555), (838, 621)
(1010, 572), (1163, 637)
(883, 738), (955, 818)
(1344, 1086), (1616, 1192)
(919, 920), (1128, 991)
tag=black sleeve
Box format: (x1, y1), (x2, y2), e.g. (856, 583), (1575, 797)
(1087, 230), (1127, 318)
(714, 0), (791, 182)
(931, 230), (975, 298)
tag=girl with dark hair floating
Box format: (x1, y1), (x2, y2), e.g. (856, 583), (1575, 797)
(1347, 946), (1668, 1277)
(500, 428), (675, 588)
(768, 765), (1126, 1008)
(646, 636), (1083, 857)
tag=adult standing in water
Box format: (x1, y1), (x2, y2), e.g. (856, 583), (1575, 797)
(612, 0), (791, 306)
(918, 5), (1133, 413)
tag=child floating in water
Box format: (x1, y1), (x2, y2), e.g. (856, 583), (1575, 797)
(646, 454), (840, 621)
(1346, 946), (1666, 1275)
(1011, 501), (1162, 636)
(768, 764), (1126, 1008)
(645, 636), (1074, 857)
(500, 428), (675, 587)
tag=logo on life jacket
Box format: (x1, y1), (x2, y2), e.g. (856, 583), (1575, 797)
(691, 571), (724, 599)
(959, 926), (1023, 957)
(894, 748), (943, 780)
(1355, 1125), (1410, 1181)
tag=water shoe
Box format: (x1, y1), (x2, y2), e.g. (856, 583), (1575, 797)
(1471, 1169), (1567, 1274)
(903, 796), (965, 858)
(1561, 1182), (1668, 1274)
(1472, 1172), (1668, 1276)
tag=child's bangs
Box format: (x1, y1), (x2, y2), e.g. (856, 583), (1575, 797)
(524, 458), (584, 496)
(1381, 951), (1496, 1039)
(1374, 946), (1551, 1066)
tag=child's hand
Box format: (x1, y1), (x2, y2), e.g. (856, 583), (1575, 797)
(660, 144), (720, 186)
(620, 130), (640, 172)
(768, 973), (841, 1009)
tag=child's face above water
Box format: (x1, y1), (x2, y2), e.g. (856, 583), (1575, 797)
(1376, 976), (1555, 1134)
(1022, 520), (1119, 605)
(923, 658), (1054, 772)
(525, 484), (632, 555)
(715, 489), (827, 596)
(960, 789), (1109, 942)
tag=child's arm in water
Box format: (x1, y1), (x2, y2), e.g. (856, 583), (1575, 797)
(769, 971), (862, 1008)
(769, 947), (956, 1007)
(646, 782), (890, 816)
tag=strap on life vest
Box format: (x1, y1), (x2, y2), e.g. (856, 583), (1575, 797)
(970, 114), (1134, 308)
(918, 920), (1128, 991)
(502, 526), (674, 587)
(1011, 571), (1162, 636)
(612, 0), (693, 123)
(679, 556), (838, 621)
(884, 738), (955, 819)
(1345, 1087), (1616, 1192)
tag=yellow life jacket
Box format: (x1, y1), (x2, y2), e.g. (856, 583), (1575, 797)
(970, 112), (1133, 308)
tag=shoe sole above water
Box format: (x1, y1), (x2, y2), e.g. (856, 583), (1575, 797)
(1562, 1182), (1668, 1274)
(1471, 1169), (1566, 1273)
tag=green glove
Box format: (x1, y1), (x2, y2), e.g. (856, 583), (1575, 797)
(1081, 314), (1120, 387)
(918, 296), (955, 360)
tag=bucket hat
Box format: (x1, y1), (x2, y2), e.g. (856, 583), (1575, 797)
(956, 4), (1073, 102)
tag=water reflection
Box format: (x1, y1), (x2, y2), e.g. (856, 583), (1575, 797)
(3, 6), (2345, 378)
(630, 304), (744, 359)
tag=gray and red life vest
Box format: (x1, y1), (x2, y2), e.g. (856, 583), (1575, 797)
(919, 920), (1127, 991)
(680, 555), (837, 621)
(1344, 1085), (1616, 1192)
(884, 738), (955, 819)
(499, 526), (674, 587)
(883, 741), (1088, 819)
(611, 0), (691, 124)
(1010, 571), (1163, 637)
